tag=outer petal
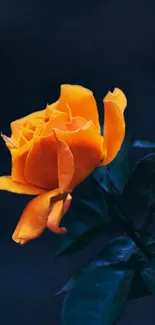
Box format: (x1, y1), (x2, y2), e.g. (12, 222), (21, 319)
(54, 132), (74, 194)
(0, 176), (45, 194)
(2, 134), (35, 185)
(102, 97), (126, 165)
(11, 141), (33, 184)
(24, 134), (58, 189)
(46, 199), (67, 234)
(104, 88), (127, 113)
(53, 121), (104, 191)
(47, 194), (72, 233)
(62, 194), (72, 215)
(56, 84), (100, 131)
(1, 133), (18, 150)
(12, 189), (64, 244)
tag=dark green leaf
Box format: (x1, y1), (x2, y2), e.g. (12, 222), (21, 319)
(107, 129), (132, 192)
(123, 153), (155, 216)
(132, 140), (155, 149)
(57, 224), (115, 257)
(62, 236), (135, 325)
(73, 175), (105, 200)
(140, 259), (155, 294)
(147, 236), (155, 246)
(80, 199), (104, 217)
(92, 166), (115, 193)
(56, 279), (74, 296)
(143, 237), (155, 258)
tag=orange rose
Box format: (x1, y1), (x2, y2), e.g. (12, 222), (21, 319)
(0, 85), (127, 244)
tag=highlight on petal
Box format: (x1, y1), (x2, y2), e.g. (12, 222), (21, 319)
(104, 88), (127, 113)
(63, 194), (72, 215)
(0, 176), (45, 195)
(102, 97), (126, 166)
(53, 120), (104, 191)
(56, 84), (100, 131)
(12, 188), (65, 244)
(46, 199), (67, 234)
(53, 131), (74, 194)
(64, 103), (72, 121)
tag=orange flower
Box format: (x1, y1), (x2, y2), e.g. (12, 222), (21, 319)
(0, 85), (127, 244)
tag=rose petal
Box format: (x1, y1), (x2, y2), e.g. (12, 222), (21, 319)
(46, 199), (67, 234)
(53, 120), (104, 191)
(101, 97), (126, 165)
(54, 132), (74, 194)
(65, 117), (87, 131)
(24, 134), (58, 189)
(63, 194), (72, 215)
(64, 103), (72, 121)
(1, 132), (18, 150)
(41, 111), (69, 136)
(11, 141), (33, 184)
(56, 84), (100, 131)
(10, 109), (46, 143)
(12, 188), (63, 244)
(0, 176), (45, 194)
(104, 88), (127, 113)
(45, 101), (59, 117)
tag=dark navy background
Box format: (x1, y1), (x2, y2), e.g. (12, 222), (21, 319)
(0, 1), (155, 324)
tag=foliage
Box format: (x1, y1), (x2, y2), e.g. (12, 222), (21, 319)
(51, 133), (155, 325)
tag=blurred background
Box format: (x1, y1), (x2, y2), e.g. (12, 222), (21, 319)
(0, 0), (155, 324)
